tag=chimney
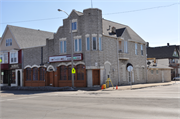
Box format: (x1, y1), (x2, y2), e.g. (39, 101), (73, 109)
(167, 43), (169, 46)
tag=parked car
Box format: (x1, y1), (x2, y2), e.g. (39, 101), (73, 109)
(172, 77), (180, 81)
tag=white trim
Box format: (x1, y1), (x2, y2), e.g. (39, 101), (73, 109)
(24, 65), (32, 69)
(57, 63), (67, 67)
(85, 34), (90, 37)
(104, 61), (111, 65)
(76, 61), (85, 65)
(92, 34), (97, 37)
(74, 35), (81, 39)
(92, 36), (97, 50)
(47, 65), (55, 72)
(72, 19), (77, 22)
(59, 38), (66, 41)
(99, 34), (102, 37)
(32, 65), (40, 68)
(10, 50), (18, 64)
(66, 62), (76, 66)
(86, 66), (104, 69)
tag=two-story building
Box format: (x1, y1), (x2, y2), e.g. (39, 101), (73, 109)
(147, 43), (180, 79)
(22, 8), (147, 87)
(0, 25), (53, 86)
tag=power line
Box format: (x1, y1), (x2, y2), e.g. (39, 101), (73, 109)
(0, 17), (63, 24)
(103, 3), (180, 15)
(0, 3), (179, 24)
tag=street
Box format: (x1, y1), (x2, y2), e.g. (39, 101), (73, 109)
(0, 84), (180, 119)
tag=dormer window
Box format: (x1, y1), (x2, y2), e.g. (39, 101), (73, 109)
(6, 39), (12, 46)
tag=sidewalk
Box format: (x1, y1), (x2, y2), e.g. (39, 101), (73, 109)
(103, 81), (180, 91)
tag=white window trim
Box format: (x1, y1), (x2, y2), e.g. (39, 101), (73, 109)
(124, 41), (128, 53)
(74, 38), (82, 52)
(59, 40), (67, 54)
(92, 36), (97, 50)
(10, 50), (18, 64)
(135, 43), (138, 55)
(5, 38), (12, 47)
(86, 36), (90, 51)
(70, 19), (78, 33)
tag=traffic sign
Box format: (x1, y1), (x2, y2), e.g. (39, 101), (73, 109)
(72, 68), (76, 74)
(0, 59), (2, 63)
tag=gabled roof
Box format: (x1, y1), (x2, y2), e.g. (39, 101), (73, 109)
(1, 25), (54, 49)
(147, 45), (179, 59)
(102, 19), (145, 44)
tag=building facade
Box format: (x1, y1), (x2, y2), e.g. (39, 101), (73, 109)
(22, 8), (147, 87)
(0, 25), (53, 86)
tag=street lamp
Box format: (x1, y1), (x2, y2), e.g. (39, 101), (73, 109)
(58, 9), (74, 88)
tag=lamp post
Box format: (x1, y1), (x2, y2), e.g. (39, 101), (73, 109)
(58, 9), (74, 88)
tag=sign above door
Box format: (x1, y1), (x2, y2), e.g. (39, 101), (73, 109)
(49, 53), (83, 63)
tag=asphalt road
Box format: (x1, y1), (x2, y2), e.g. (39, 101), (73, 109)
(0, 84), (180, 119)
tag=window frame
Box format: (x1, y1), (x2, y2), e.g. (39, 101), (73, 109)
(86, 37), (90, 51)
(92, 36), (97, 50)
(124, 41), (128, 53)
(59, 39), (67, 54)
(99, 36), (102, 51)
(141, 44), (143, 55)
(70, 19), (78, 32)
(10, 50), (18, 64)
(135, 43), (138, 55)
(5, 39), (12, 46)
(74, 38), (82, 52)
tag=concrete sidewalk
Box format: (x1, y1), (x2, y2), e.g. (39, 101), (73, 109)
(103, 81), (180, 91)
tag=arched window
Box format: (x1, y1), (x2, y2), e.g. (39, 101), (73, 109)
(60, 65), (67, 80)
(77, 64), (85, 80)
(40, 67), (46, 81)
(26, 68), (31, 81)
(33, 67), (38, 81)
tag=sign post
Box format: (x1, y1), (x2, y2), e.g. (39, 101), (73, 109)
(127, 65), (133, 90)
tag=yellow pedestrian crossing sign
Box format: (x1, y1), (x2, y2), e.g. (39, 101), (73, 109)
(72, 68), (76, 74)
(0, 59), (2, 63)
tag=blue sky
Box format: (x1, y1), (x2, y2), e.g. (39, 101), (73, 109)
(0, 0), (179, 47)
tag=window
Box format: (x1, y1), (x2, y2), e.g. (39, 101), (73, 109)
(151, 70), (154, 74)
(141, 44), (143, 55)
(99, 37), (102, 51)
(124, 41), (128, 53)
(71, 22), (77, 30)
(6, 39), (12, 46)
(135, 43), (138, 55)
(26, 68), (31, 81)
(74, 39), (82, 52)
(92, 37), (97, 50)
(0, 53), (8, 64)
(156, 70), (158, 74)
(86, 37), (90, 51)
(33, 68), (38, 81)
(40, 67), (45, 81)
(10, 51), (18, 64)
(60, 40), (67, 54)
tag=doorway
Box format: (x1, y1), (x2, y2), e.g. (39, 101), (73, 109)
(48, 72), (54, 86)
(18, 71), (21, 86)
(92, 69), (100, 85)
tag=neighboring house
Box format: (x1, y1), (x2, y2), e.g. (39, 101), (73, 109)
(0, 25), (53, 86)
(23, 8), (147, 87)
(146, 58), (172, 83)
(147, 43), (180, 79)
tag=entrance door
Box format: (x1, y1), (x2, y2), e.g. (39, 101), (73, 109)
(49, 72), (54, 86)
(93, 69), (100, 85)
(18, 71), (20, 86)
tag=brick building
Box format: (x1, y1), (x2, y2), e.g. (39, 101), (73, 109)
(22, 8), (147, 87)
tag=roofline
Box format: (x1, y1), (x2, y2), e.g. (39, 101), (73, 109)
(102, 18), (128, 27)
(21, 45), (46, 50)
